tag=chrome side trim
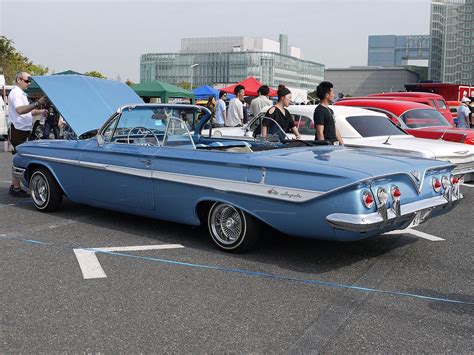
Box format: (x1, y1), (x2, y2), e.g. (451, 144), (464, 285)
(150, 170), (323, 203)
(326, 195), (460, 232)
(20, 154), (323, 203)
(78, 161), (152, 178)
(21, 154), (79, 166)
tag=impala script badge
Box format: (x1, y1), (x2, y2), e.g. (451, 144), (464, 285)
(267, 188), (303, 199)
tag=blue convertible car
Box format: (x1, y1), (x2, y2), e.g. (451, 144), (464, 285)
(13, 76), (464, 252)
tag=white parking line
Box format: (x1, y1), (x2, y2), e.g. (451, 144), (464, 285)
(384, 228), (445, 241)
(73, 249), (107, 279)
(461, 183), (474, 188)
(74, 244), (184, 279)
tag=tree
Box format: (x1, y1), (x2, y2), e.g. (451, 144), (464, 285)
(176, 81), (192, 90)
(84, 71), (107, 79)
(0, 36), (48, 83)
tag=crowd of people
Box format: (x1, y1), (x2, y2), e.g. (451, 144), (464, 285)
(204, 81), (343, 144)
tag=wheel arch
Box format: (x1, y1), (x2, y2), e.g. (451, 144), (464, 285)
(26, 162), (66, 197)
(195, 198), (267, 228)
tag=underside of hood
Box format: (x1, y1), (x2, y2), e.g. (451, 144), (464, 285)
(32, 75), (143, 137)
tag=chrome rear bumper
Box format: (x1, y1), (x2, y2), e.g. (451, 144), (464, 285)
(326, 194), (461, 233)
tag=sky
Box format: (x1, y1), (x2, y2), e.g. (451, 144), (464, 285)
(1, 0), (432, 83)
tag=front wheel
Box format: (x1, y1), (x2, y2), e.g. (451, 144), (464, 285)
(207, 202), (260, 252)
(30, 167), (63, 212)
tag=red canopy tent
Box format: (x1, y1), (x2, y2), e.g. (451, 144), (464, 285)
(219, 76), (277, 97)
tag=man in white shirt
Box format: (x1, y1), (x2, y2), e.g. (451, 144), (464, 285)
(249, 85), (272, 117)
(8, 72), (47, 197)
(226, 85), (245, 127)
(215, 91), (227, 127)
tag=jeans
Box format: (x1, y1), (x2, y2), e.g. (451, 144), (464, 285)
(43, 120), (60, 139)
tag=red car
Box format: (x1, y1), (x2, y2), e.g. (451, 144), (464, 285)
(366, 92), (453, 125)
(335, 99), (474, 145)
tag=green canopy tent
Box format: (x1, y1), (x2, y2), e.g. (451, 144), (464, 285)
(27, 70), (83, 95)
(131, 80), (194, 103)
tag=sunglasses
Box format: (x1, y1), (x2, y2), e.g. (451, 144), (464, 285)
(20, 78), (32, 84)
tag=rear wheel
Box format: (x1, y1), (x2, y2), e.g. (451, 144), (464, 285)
(30, 167), (63, 212)
(207, 202), (260, 252)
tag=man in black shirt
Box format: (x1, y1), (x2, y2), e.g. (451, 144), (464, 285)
(313, 81), (344, 145)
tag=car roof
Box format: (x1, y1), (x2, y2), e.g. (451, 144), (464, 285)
(261, 104), (387, 118)
(335, 98), (436, 114)
(369, 92), (446, 99)
(344, 96), (433, 104)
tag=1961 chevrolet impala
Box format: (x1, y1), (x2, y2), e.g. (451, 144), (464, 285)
(12, 75), (464, 252)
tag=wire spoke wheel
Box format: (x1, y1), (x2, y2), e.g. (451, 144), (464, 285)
(207, 202), (260, 252)
(210, 204), (243, 245)
(29, 167), (63, 212)
(30, 173), (49, 207)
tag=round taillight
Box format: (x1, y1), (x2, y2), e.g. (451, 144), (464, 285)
(391, 186), (401, 200)
(451, 176), (460, 185)
(377, 187), (388, 204)
(432, 178), (442, 192)
(441, 176), (450, 190)
(362, 191), (374, 209)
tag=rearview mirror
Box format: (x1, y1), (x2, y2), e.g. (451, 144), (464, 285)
(96, 134), (104, 146)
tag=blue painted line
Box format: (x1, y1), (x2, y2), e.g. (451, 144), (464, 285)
(3, 236), (474, 306)
(24, 239), (51, 245)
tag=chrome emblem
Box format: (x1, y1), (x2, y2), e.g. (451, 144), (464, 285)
(410, 170), (421, 182)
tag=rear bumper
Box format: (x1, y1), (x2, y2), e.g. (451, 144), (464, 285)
(326, 194), (461, 233)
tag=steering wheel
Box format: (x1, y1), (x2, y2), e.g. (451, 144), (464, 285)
(127, 126), (160, 146)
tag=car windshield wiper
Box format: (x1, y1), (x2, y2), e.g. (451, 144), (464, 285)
(383, 135), (391, 145)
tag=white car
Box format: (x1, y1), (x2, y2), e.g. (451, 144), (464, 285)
(203, 105), (474, 179)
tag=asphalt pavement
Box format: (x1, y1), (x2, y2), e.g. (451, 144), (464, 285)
(0, 151), (472, 353)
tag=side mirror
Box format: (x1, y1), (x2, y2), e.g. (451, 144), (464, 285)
(96, 134), (104, 146)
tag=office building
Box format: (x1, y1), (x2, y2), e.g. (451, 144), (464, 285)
(325, 67), (419, 97)
(368, 35), (430, 67)
(429, 0), (473, 83)
(140, 35), (324, 91)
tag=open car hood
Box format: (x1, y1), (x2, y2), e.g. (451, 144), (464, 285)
(33, 75), (143, 137)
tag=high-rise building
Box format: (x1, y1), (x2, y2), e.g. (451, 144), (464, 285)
(140, 35), (324, 90)
(368, 35), (430, 67)
(429, 0), (473, 84)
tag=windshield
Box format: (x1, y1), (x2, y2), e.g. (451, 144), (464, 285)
(346, 115), (406, 137)
(101, 105), (202, 147)
(250, 114), (291, 142)
(399, 109), (451, 128)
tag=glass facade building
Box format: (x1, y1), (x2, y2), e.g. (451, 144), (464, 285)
(140, 36), (324, 91)
(368, 35), (430, 67)
(429, 0), (474, 84)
